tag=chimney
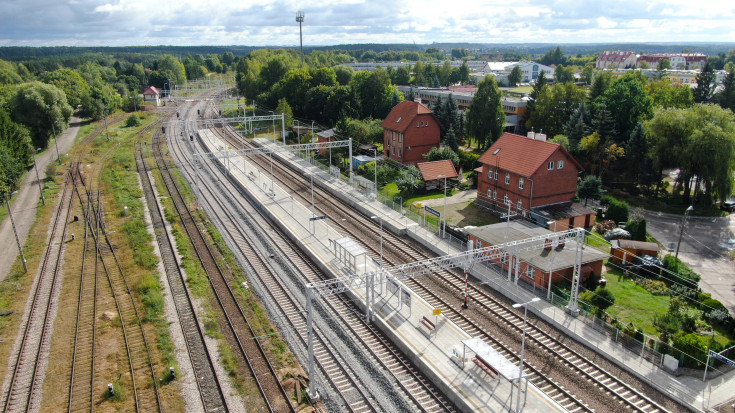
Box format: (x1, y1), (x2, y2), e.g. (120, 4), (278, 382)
(535, 133), (547, 141)
(527, 131), (535, 139)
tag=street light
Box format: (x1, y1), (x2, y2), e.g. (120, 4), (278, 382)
(370, 215), (384, 267)
(32, 148), (45, 205)
(373, 149), (378, 199)
(51, 120), (60, 165)
(675, 205), (694, 260)
(269, 111), (276, 144)
(5, 191), (27, 273)
(438, 174), (448, 238)
(512, 297), (540, 412)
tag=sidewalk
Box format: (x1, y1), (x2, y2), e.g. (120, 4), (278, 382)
(0, 116), (82, 283)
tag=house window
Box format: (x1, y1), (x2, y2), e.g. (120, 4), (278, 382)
(398, 149), (402, 157)
(526, 267), (536, 280)
(417, 121), (420, 127)
(501, 253), (507, 264)
(425, 121), (429, 127)
(492, 190), (497, 200)
(505, 173), (510, 185)
(558, 160), (564, 169)
(518, 178), (524, 190)
(503, 194), (509, 205)
(548, 161), (554, 170)
(517, 199), (522, 211)
(488, 168), (493, 179)
(494, 170), (498, 180)
(392, 147), (395, 155)
(487, 189), (492, 198)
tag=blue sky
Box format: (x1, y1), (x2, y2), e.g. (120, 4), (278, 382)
(1, 0), (733, 46)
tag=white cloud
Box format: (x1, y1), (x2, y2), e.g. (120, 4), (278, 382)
(0, 0), (733, 46)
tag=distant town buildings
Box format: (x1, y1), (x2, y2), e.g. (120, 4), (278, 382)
(596, 50), (707, 70)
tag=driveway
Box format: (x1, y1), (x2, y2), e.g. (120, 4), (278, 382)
(0, 116), (82, 282)
(642, 209), (735, 313)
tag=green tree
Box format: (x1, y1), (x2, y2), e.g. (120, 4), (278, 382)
(334, 65), (354, 85)
(589, 70), (613, 101)
(716, 68), (735, 112)
(540, 46), (565, 65)
(554, 64), (574, 84)
(659, 58), (672, 70)
(549, 134), (571, 151)
(580, 64), (595, 85)
(276, 98), (293, 127)
(624, 123), (657, 188)
(467, 75), (505, 149)
(0, 109), (33, 191)
(524, 71), (547, 131)
(309, 67), (337, 87)
(395, 165), (422, 195)
(8, 81), (73, 149)
(527, 82), (587, 137)
(0, 59), (23, 85)
(646, 79), (693, 109)
(423, 145), (460, 167)
(508, 65), (522, 87)
(599, 72), (653, 143)
(392, 66), (411, 86)
(40, 69), (90, 109)
(270, 68), (312, 114)
(693, 60), (716, 103)
(577, 175), (602, 206)
(155, 55), (187, 85)
(458, 62), (470, 85)
(653, 312), (681, 347)
(445, 127), (459, 153)
(589, 287), (615, 317)
(125, 113), (141, 127)
(351, 68), (396, 119)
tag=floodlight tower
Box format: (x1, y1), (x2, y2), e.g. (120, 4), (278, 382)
(296, 11), (305, 64)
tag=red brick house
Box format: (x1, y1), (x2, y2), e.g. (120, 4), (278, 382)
(466, 221), (608, 289)
(476, 132), (595, 229)
(381, 101), (440, 165)
(610, 240), (659, 264)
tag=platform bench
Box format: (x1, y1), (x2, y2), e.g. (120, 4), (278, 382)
(419, 316), (436, 337)
(473, 356), (498, 379)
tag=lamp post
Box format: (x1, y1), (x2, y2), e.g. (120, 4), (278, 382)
(51, 120), (60, 165)
(5, 191), (27, 273)
(370, 215), (384, 267)
(32, 148), (45, 205)
(512, 297), (540, 412)
(269, 111), (276, 144)
(373, 149), (378, 199)
(675, 205), (694, 260)
(438, 175), (448, 238)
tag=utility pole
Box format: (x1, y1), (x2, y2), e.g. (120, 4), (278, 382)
(296, 11), (305, 64)
(5, 192), (27, 273)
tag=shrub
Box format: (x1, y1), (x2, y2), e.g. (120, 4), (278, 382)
(601, 195), (629, 224)
(662, 255), (700, 288)
(593, 220), (616, 233)
(635, 278), (669, 295)
(625, 218), (647, 241)
(126, 114), (141, 127)
(671, 333), (710, 367)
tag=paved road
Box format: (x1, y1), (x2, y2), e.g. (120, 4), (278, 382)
(642, 209), (735, 313)
(0, 117), (82, 283)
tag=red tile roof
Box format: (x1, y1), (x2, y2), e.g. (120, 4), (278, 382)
(597, 50), (635, 63)
(381, 101), (434, 133)
(143, 86), (159, 95)
(478, 132), (582, 177)
(416, 160), (458, 181)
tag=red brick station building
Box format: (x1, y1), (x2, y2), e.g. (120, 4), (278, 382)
(476, 132), (595, 231)
(382, 101), (441, 165)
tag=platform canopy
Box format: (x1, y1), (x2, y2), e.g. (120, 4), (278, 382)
(463, 337), (528, 382)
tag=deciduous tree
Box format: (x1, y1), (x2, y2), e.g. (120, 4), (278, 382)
(9, 81), (73, 149)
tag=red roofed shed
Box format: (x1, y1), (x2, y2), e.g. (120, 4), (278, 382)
(416, 160), (458, 190)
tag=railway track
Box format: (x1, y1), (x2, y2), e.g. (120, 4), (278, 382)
(135, 140), (229, 412)
(72, 164), (162, 413)
(1, 169), (74, 413)
(213, 114), (676, 412)
(155, 105), (296, 412)
(184, 106), (457, 412)
(169, 102), (424, 412)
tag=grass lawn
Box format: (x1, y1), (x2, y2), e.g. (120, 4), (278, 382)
(507, 86), (533, 94)
(603, 265), (670, 336)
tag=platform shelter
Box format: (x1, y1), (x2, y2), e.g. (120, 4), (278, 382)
(461, 337), (530, 411)
(331, 237), (368, 273)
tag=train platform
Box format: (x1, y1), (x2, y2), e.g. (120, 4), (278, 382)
(196, 131), (567, 412)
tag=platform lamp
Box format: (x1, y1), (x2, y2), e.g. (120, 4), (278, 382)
(512, 297), (540, 412)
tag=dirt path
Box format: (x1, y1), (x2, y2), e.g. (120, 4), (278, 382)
(0, 116), (82, 282)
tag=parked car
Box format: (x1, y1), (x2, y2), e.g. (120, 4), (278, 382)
(721, 200), (735, 212)
(632, 255), (663, 278)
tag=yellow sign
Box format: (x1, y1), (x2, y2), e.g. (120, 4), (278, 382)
(433, 308), (442, 316)
(417, 203), (422, 207)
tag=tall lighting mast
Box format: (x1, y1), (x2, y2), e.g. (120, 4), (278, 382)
(296, 11), (305, 63)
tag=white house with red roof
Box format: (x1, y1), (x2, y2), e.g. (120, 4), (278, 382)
(143, 86), (160, 106)
(476, 132), (595, 230)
